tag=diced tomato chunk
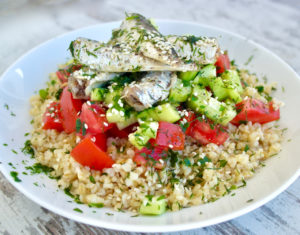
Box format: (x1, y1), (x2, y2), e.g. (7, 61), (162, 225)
(182, 111), (229, 145)
(150, 122), (185, 150)
(60, 87), (83, 133)
(42, 101), (63, 132)
(231, 98), (280, 125)
(107, 123), (137, 138)
(79, 103), (113, 134)
(56, 64), (81, 83)
(133, 146), (166, 169)
(82, 133), (107, 152)
(215, 53), (230, 75)
(71, 138), (114, 171)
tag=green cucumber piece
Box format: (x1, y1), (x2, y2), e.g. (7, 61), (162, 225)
(169, 78), (192, 103)
(106, 108), (137, 129)
(178, 71), (198, 81)
(188, 85), (236, 125)
(193, 64), (216, 86)
(209, 77), (227, 101)
(154, 103), (180, 123)
(90, 88), (107, 101)
(129, 121), (158, 149)
(140, 195), (166, 215)
(137, 103), (180, 123)
(221, 70), (243, 103)
(104, 87), (122, 105)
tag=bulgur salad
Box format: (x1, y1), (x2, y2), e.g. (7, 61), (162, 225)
(26, 13), (284, 215)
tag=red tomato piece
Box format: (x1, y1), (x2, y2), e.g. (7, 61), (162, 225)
(182, 111), (229, 145)
(107, 123), (138, 139)
(79, 133), (107, 152)
(60, 87), (83, 133)
(215, 53), (230, 75)
(133, 146), (166, 169)
(150, 122), (185, 150)
(56, 64), (82, 83)
(42, 101), (63, 132)
(80, 103), (113, 134)
(231, 98), (280, 125)
(71, 138), (114, 171)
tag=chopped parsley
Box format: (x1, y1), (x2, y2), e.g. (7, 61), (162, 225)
(3, 143), (8, 147)
(39, 88), (49, 101)
(4, 103), (9, 110)
(21, 140), (35, 158)
(10, 111), (16, 117)
(246, 199), (254, 203)
(244, 55), (254, 65)
(11, 149), (18, 154)
(244, 144), (249, 152)
(89, 175), (96, 184)
(88, 203), (104, 208)
(198, 156), (211, 166)
(219, 160), (227, 168)
(157, 195), (165, 201)
(183, 158), (191, 166)
(106, 212), (114, 216)
(75, 119), (82, 133)
(55, 88), (63, 100)
(255, 86), (264, 93)
(25, 163), (54, 175)
(73, 208), (83, 213)
(10, 171), (21, 182)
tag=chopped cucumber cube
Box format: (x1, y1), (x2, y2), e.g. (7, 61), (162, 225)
(154, 103), (180, 123)
(129, 121), (158, 149)
(169, 78), (192, 102)
(193, 64), (216, 86)
(140, 195), (166, 215)
(178, 71), (198, 81)
(104, 87), (122, 105)
(91, 88), (107, 101)
(106, 108), (137, 129)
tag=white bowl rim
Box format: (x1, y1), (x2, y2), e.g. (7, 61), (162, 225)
(0, 19), (299, 233)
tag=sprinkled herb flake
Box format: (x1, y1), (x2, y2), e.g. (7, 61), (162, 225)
(255, 86), (264, 93)
(88, 202), (104, 208)
(245, 55), (254, 65)
(55, 88), (63, 100)
(157, 195), (165, 201)
(11, 149), (18, 154)
(246, 199), (254, 203)
(39, 88), (49, 101)
(26, 163), (54, 175)
(244, 144), (249, 152)
(89, 175), (96, 184)
(73, 208), (83, 213)
(106, 212), (114, 216)
(219, 160), (227, 168)
(131, 214), (140, 217)
(10, 171), (21, 182)
(76, 119), (82, 133)
(183, 158), (191, 167)
(21, 140), (35, 158)
(10, 111), (16, 117)
(3, 143), (8, 147)
(4, 103), (9, 110)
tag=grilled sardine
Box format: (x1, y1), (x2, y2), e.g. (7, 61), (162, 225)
(123, 72), (176, 111)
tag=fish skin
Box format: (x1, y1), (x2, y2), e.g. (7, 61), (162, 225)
(122, 71), (176, 111)
(72, 37), (197, 72)
(110, 13), (180, 66)
(166, 35), (220, 65)
(68, 69), (120, 99)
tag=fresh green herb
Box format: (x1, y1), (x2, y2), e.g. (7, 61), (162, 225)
(244, 144), (249, 152)
(89, 175), (96, 184)
(86, 50), (97, 58)
(25, 163), (54, 175)
(157, 195), (165, 201)
(21, 140), (35, 158)
(4, 103), (9, 110)
(3, 143), (8, 147)
(245, 55), (254, 65)
(246, 199), (254, 203)
(8, 162), (16, 169)
(10, 111), (16, 117)
(255, 86), (264, 93)
(64, 184), (73, 197)
(24, 133), (30, 137)
(33, 182), (39, 187)
(11, 149), (18, 154)
(183, 158), (191, 167)
(55, 88), (63, 100)
(168, 149), (179, 167)
(126, 14), (140, 20)
(180, 122), (190, 133)
(198, 156), (211, 166)
(49, 148), (56, 152)
(281, 86), (285, 93)
(88, 203), (104, 208)
(219, 160), (227, 168)
(39, 88), (49, 101)
(68, 41), (75, 57)
(132, 65), (142, 72)
(106, 212), (114, 216)
(73, 208), (83, 213)
(10, 171), (21, 182)
(262, 76), (268, 84)
(145, 195), (154, 201)
(238, 179), (247, 188)
(75, 119), (82, 133)
(64, 150), (70, 154)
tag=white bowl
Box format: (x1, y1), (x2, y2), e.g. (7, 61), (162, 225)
(0, 20), (299, 233)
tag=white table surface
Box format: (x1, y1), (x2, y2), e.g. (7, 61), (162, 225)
(0, 0), (299, 234)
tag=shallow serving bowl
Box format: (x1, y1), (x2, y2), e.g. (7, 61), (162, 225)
(0, 20), (299, 233)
